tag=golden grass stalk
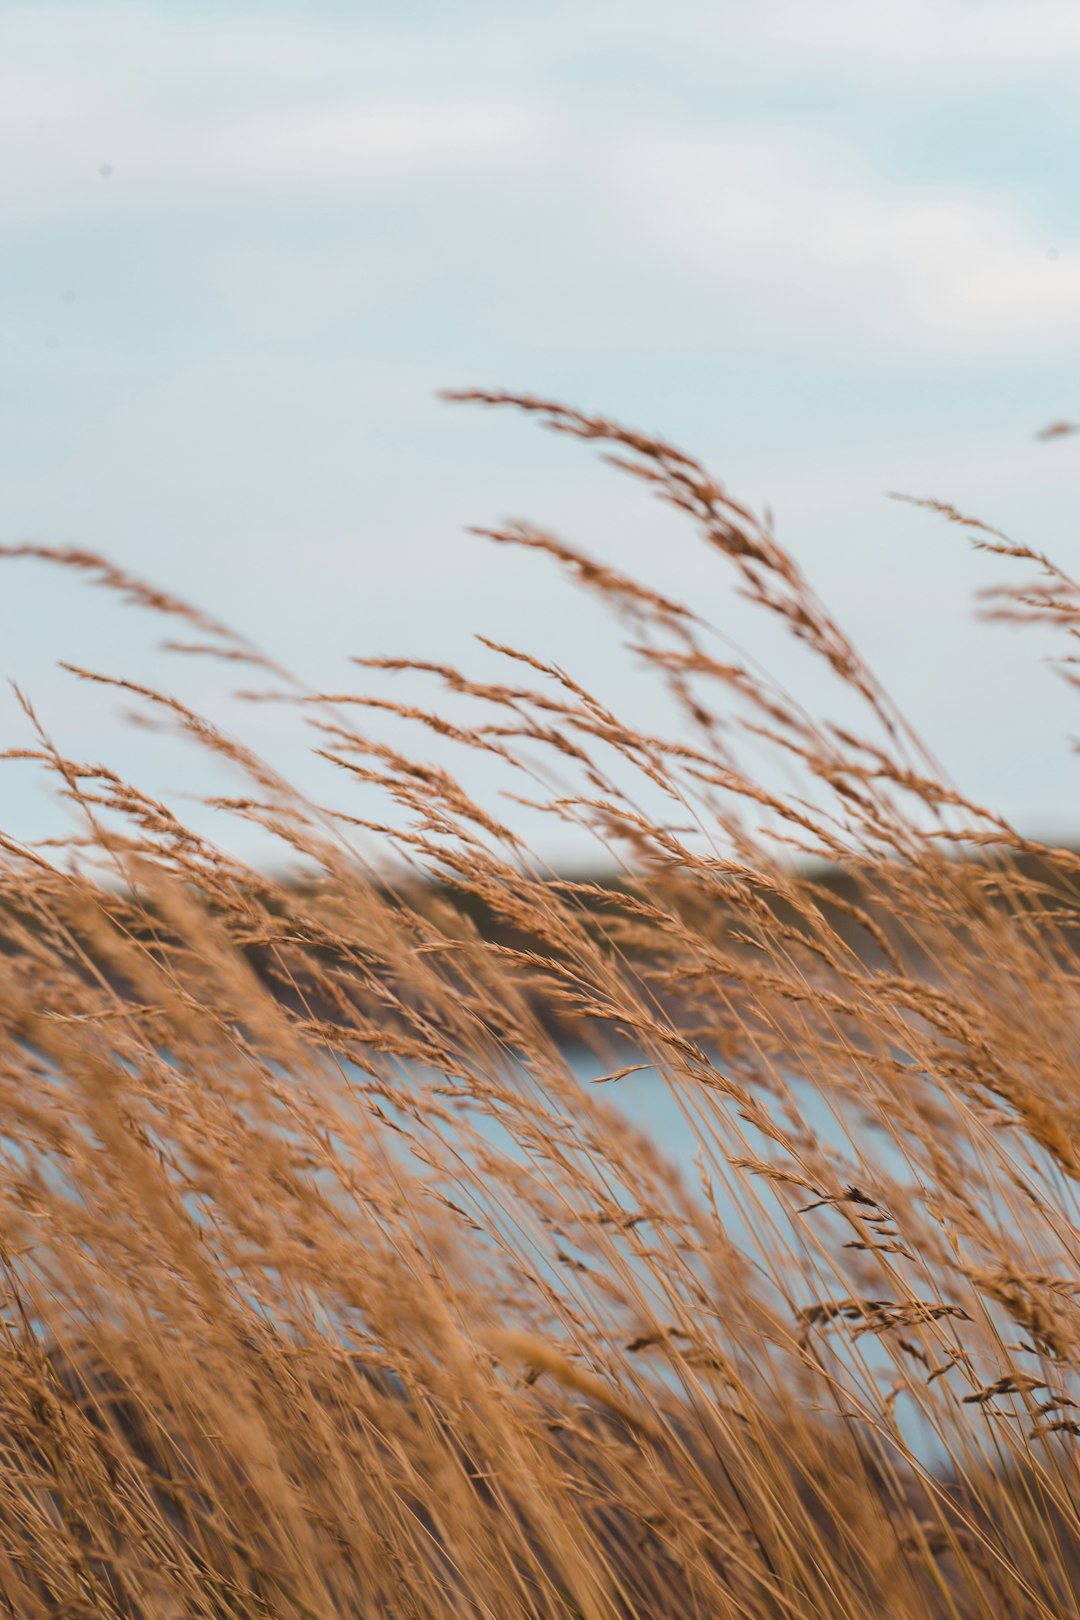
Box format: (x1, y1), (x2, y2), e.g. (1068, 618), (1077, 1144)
(0, 391), (1076, 1616)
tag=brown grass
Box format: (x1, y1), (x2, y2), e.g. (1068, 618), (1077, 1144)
(0, 390), (1078, 1616)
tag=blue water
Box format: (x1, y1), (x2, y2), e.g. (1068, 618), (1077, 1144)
(324, 1042), (971, 1466)
(330, 1041), (1080, 1474)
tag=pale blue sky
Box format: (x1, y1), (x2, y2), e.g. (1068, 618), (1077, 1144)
(2, 1), (1078, 864)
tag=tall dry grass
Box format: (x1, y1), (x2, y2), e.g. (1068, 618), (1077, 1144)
(0, 391), (1078, 1617)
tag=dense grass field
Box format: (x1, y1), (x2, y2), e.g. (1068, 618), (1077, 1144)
(1, 392), (1078, 1617)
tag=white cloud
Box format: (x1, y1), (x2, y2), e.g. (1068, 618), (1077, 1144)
(586, 0), (1080, 87)
(0, 8), (546, 219)
(215, 102), (540, 185)
(764, 0), (1080, 82)
(1, 3), (1075, 372)
(616, 130), (1080, 357)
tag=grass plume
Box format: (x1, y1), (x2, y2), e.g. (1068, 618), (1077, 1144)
(0, 392), (1077, 1616)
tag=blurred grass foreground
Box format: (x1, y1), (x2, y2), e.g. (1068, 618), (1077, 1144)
(1, 392), (1080, 1617)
